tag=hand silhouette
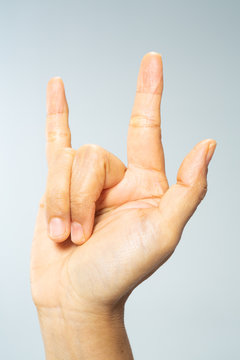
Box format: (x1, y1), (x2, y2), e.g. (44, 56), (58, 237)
(30, 52), (216, 317)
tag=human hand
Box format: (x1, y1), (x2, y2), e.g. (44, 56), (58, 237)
(30, 52), (216, 359)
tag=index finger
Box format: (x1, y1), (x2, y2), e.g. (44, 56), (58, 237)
(46, 77), (71, 164)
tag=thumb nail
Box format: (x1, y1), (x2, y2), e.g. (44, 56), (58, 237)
(206, 141), (217, 166)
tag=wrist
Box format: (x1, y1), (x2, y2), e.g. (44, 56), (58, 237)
(37, 304), (133, 360)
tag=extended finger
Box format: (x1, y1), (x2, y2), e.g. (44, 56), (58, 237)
(140, 139), (217, 270)
(127, 52), (167, 186)
(159, 139), (217, 241)
(45, 77), (73, 242)
(46, 77), (71, 165)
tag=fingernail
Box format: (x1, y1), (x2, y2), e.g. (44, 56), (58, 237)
(206, 141), (217, 166)
(47, 77), (67, 115)
(71, 222), (85, 244)
(49, 217), (66, 238)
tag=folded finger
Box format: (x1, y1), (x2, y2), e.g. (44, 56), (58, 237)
(70, 144), (126, 245)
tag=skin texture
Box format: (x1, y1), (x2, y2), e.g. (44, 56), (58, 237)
(30, 52), (216, 359)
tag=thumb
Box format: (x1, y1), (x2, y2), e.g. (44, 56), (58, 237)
(159, 139), (217, 239)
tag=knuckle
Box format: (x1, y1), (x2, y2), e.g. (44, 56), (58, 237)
(84, 143), (102, 152)
(46, 188), (69, 212)
(130, 113), (160, 128)
(193, 179), (208, 203)
(70, 193), (92, 208)
(47, 109), (68, 116)
(48, 147), (75, 168)
(78, 143), (103, 155)
(48, 147), (76, 171)
(79, 144), (103, 153)
(70, 196), (94, 218)
(46, 129), (71, 143)
(75, 144), (106, 164)
(179, 178), (208, 204)
(55, 147), (75, 160)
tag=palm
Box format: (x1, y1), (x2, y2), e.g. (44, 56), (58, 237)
(31, 166), (170, 309)
(30, 52), (215, 313)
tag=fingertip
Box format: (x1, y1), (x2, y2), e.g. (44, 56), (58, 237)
(193, 139), (217, 164)
(138, 51), (163, 94)
(47, 77), (65, 96)
(48, 217), (70, 243)
(70, 222), (86, 246)
(202, 138), (217, 153)
(206, 140), (217, 166)
(143, 51), (162, 59)
(195, 138), (217, 148)
(207, 139), (217, 149)
(46, 77), (68, 115)
(47, 76), (64, 86)
(141, 52), (163, 70)
(208, 139), (217, 149)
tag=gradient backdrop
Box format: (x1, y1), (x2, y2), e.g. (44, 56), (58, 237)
(0, 0), (239, 359)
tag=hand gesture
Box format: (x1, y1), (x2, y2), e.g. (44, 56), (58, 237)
(31, 52), (216, 316)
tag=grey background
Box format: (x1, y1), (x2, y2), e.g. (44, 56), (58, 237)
(0, 0), (239, 359)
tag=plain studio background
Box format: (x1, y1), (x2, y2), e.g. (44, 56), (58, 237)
(0, 0), (239, 359)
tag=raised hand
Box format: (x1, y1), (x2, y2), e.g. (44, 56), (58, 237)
(30, 52), (216, 359)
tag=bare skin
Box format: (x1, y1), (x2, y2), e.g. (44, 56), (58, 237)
(30, 52), (216, 359)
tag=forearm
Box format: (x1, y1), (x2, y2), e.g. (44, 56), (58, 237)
(37, 305), (134, 360)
